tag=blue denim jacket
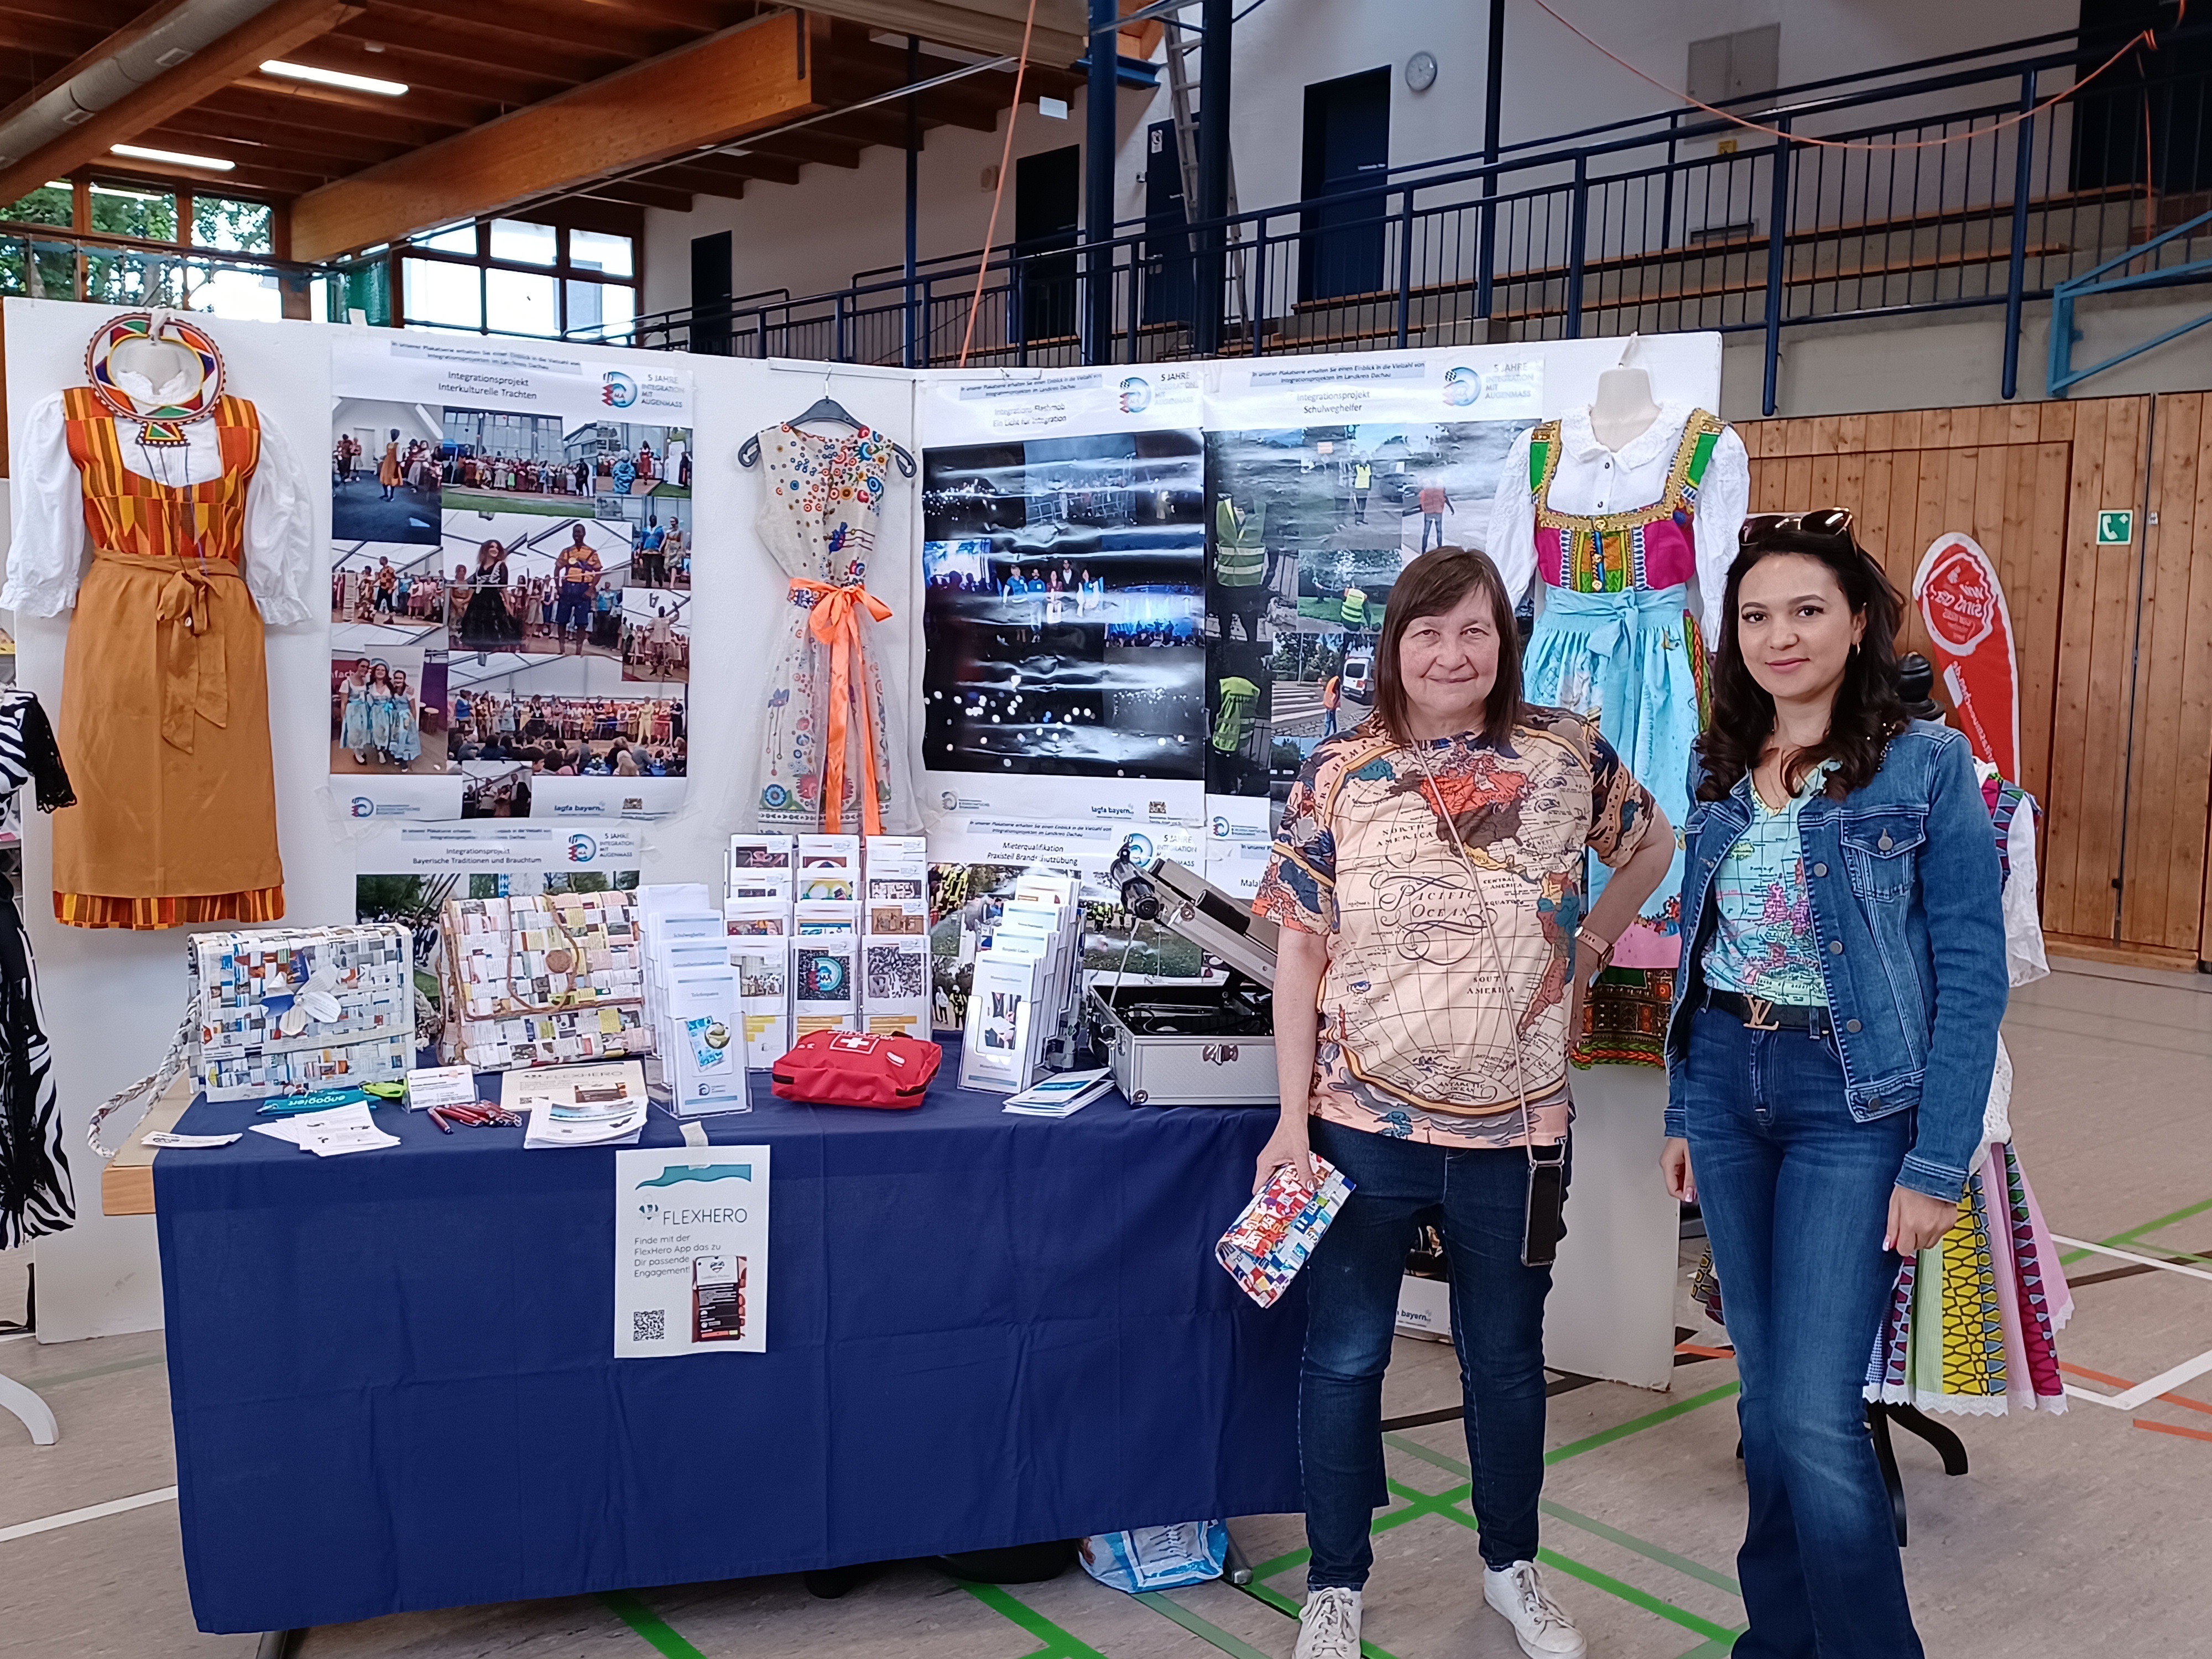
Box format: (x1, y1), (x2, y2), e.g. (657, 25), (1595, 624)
(1663, 722), (2007, 1201)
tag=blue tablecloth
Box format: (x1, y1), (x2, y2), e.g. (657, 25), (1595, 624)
(154, 1047), (1305, 1634)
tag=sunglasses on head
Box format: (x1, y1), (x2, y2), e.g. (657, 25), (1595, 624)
(1740, 508), (1854, 544)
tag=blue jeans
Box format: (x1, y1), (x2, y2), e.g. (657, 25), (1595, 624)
(1681, 1008), (1923, 1659)
(1301, 1117), (1562, 1589)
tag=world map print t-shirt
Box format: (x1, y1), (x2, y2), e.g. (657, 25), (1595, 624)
(1699, 760), (1838, 1007)
(1253, 709), (1659, 1147)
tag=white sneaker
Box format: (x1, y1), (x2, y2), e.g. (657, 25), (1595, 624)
(1294, 1585), (1363, 1659)
(1483, 1561), (1586, 1658)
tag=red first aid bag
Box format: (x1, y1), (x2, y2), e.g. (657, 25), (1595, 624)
(770, 1030), (943, 1108)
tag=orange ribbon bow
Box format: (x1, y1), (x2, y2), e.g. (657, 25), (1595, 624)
(790, 578), (894, 836)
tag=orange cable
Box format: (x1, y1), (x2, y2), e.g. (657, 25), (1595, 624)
(1524, 0), (2179, 153)
(959, 0), (1041, 367)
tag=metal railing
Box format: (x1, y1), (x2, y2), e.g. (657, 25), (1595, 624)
(0, 221), (314, 317)
(597, 23), (2212, 410)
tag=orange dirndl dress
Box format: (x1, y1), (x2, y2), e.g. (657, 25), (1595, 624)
(54, 387), (285, 928)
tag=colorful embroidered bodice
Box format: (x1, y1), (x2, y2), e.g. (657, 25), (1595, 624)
(1528, 409), (1722, 594)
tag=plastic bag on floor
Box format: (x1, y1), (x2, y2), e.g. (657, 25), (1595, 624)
(1077, 1522), (1227, 1593)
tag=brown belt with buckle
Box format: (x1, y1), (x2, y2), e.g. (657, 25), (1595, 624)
(1705, 988), (1832, 1037)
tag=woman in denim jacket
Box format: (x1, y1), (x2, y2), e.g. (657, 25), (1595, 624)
(1660, 512), (2007, 1659)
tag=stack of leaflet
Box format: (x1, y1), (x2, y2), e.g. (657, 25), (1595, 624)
(190, 926), (414, 1101)
(726, 835), (795, 1068)
(860, 836), (930, 1040)
(792, 835), (860, 1040)
(639, 884), (745, 1115)
(248, 1102), (402, 1156)
(1001, 1067), (1115, 1118)
(958, 869), (1081, 1094)
(504, 1061), (650, 1147)
(440, 891), (650, 1071)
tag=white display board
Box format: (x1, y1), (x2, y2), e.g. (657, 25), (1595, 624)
(9, 304), (1709, 1387)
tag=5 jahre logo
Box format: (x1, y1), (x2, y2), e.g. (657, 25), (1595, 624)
(567, 832), (598, 863)
(1442, 366), (1483, 406)
(348, 796), (375, 819)
(1118, 375), (1151, 413)
(601, 370), (639, 410)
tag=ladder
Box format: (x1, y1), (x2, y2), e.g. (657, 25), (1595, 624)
(1161, 8), (1253, 337)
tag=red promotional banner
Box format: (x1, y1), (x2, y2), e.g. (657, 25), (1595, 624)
(1911, 532), (2019, 781)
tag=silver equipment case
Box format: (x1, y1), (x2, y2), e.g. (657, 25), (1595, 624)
(1088, 860), (1279, 1107)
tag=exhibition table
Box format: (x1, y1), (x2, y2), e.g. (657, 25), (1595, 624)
(153, 1052), (1304, 1635)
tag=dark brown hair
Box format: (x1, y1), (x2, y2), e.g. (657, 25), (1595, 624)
(1373, 545), (1525, 746)
(1695, 517), (1909, 801)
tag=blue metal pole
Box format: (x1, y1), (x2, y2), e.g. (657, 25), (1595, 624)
(2001, 69), (2037, 400)
(1762, 117), (1792, 417)
(1085, 0), (1118, 364)
(905, 34), (921, 368)
(1478, 0), (1503, 322)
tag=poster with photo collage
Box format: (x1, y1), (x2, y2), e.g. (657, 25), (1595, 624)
(330, 334), (695, 821)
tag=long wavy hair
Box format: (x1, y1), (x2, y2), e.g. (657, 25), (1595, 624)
(1695, 515), (1909, 802)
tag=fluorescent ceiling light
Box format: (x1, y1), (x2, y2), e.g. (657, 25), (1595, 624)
(91, 184), (166, 201)
(260, 59), (409, 96)
(110, 144), (235, 172)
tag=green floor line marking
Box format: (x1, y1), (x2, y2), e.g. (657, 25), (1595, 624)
(2059, 1194), (2212, 1265)
(1533, 1548), (1739, 1644)
(15, 1352), (167, 1390)
(598, 1591), (707, 1659)
(1379, 1432), (1742, 1598)
(1248, 1543), (1311, 1582)
(1401, 1478), (1741, 1641)
(1232, 1580), (1406, 1659)
(1545, 1382), (1741, 1465)
(1538, 1501), (1742, 1599)
(1134, 1591), (1276, 1659)
(1380, 1433), (1743, 1601)
(959, 1581), (1110, 1659)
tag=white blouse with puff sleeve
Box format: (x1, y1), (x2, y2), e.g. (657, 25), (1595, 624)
(2, 393), (319, 627)
(1484, 403), (1750, 645)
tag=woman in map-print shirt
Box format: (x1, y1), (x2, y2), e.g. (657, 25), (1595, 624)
(1250, 547), (1673, 1659)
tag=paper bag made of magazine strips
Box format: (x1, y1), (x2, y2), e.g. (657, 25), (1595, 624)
(1216, 1155), (1354, 1308)
(440, 890), (653, 1072)
(189, 926), (415, 1101)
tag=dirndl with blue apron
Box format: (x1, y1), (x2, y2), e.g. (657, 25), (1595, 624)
(1517, 412), (1720, 1063)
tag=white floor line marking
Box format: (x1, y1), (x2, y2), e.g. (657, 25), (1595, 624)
(0, 1487), (177, 1543)
(2103, 1349), (2212, 1411)
(2063, 1384), (2130, 1409)
(2049, 1235), (2212, 1285)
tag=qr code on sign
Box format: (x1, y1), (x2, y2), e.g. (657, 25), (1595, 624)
(632, 1308), (666, 1343)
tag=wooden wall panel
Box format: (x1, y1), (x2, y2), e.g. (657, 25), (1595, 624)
(1741, 392), (2210, 967)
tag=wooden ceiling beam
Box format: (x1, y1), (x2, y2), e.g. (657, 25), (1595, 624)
(628, 161), (747, 201)
(85, 150), (332, 196)
(0, 0), (149, 29)
(267, 39), (576, 106)
(353, 0), (705, 57)
(739, 129), (864, 170)
(232, 65), (502, 128)
(794, 0), (1085, 64)
(200, 84), (466, 148)
(337, 7), (634, 82)
(291, 9), (815, 258)
(0, 0), (363, 208)
(152, 109), (409, 172)
(644, 149), (799, 187)
(575, 177), (693, 212)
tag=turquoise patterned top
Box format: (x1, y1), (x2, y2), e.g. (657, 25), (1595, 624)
(1700, 761), (1838, 1006)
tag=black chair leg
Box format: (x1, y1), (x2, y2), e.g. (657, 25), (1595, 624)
(1867, 1402), (1908, 1548)
(1884, 1401), (1970, 1476)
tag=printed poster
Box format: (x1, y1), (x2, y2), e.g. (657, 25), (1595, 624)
(916, 367), (1209, 882)
(614, 1145), (770, 1357)
(330, 334), (695, 821)
(353, 820), (642, 1026)
(1200, 349), (1542, 893)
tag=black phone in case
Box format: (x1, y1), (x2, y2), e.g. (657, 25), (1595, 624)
(1522, 1146), (1569, 1267)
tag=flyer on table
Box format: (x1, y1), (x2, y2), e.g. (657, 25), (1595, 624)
(614, 1145), (770, 1357)
(329, 333), (697, 823)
